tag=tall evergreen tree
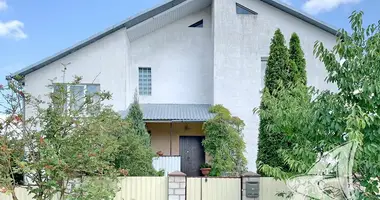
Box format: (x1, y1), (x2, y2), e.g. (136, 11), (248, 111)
(264, 29), (291, 93)
(257, 29), (291, 175)
(127, 91), (150, 145)
(289, 33), (307, 85)
(115, 90), (157, 176)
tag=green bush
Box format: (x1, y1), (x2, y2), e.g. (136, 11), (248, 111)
(257, 11), (380, 199)
(114, 133), (157, 176)
(203, 105), (247, 176)
(200, 163), (212, 169)
(0, 76), (121, 200)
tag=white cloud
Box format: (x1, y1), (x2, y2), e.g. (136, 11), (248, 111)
(302, 0), (362, 15)
(0, 20), (27, 40)
(0, 0), (7, 12)
(0, 1), (28, 40)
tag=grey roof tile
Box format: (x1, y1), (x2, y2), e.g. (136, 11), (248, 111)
(120, 104), (215, 121)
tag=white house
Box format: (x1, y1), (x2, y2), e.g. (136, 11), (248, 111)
(13, 0), (337, 176)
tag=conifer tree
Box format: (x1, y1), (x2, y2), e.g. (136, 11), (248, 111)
(289, 33), (307, 85)
(257, 29), (291, 175)
(127, 91), (150, 145)
(114, 90), (157, 176)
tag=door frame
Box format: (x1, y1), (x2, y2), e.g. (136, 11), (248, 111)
(179, 136), (205, 177)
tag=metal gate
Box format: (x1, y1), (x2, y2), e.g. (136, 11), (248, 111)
(186, 177), (241, 200)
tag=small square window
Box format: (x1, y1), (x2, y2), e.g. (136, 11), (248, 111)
(139, 67), (152, 96)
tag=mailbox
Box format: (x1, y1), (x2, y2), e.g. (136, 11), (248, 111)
(246, 181), (259, 198)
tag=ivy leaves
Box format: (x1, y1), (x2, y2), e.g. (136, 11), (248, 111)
(202, 105), (247, 176)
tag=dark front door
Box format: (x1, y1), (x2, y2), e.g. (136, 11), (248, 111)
(179, 136), (205, 177)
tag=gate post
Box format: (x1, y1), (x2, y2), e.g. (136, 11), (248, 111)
(168, 171), (186, 200)
(242, 171), (261, 200)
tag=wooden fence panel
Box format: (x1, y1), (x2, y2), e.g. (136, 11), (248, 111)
(0, 188), (33, 200)
(115, 177), (168, 200)
(0, 188), (61, 200)
(187, 177), (202, 200)
(0, 177), (167, 200)
(260, 177), (290, 200)
(187, 177), (241, 200)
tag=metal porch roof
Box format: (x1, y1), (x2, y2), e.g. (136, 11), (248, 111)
(120, 104), (215, 122)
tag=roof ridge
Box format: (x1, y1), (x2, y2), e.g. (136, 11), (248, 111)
(261, 0), (338, 35)
(12, 0), (338, 78)
(11, 0), (187, 77)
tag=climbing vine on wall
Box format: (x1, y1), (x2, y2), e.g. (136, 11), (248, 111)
(202, 105), (247, 176)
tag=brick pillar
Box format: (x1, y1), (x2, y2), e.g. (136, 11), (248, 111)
(242, 171), (261, 200)
(168, 171), (186, 200)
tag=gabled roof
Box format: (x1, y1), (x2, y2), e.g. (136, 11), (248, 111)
(12, 0), (338, 77)
(12, 0), (188, 77)
(261, 0), (338, 35)
(119, 104), (215, 122)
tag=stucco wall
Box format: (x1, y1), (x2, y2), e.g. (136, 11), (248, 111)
(22, 0), (338, 173)
(147, 122), (205, 156)
(24, 7), (214, 110)
(212, 0), (337, 171)
(24, 29), (130, 112)
(129, 7), (213, 104)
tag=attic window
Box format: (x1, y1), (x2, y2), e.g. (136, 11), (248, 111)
(189, 19), (203, 28)
(236, 3), (258, 15)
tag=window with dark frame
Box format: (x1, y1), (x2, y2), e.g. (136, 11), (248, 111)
(139, 67), (152, 96)
(236, 3), (258, 15)
(189, 19), (204, 28)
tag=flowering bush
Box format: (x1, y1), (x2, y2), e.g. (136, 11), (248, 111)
(0, 75), (131, 200)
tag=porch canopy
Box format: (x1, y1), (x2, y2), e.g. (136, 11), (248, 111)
(121, 104), (215, 122)
(120, 104), (214, 175)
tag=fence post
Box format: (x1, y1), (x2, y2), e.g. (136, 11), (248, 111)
(168, 171), (186, 200)
(242, 171), (261, 200)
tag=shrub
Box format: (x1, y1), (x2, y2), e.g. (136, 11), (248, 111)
(203, 105), (247, 176)
(1, 76), (121, 200)
(257, 11), (380, 199)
